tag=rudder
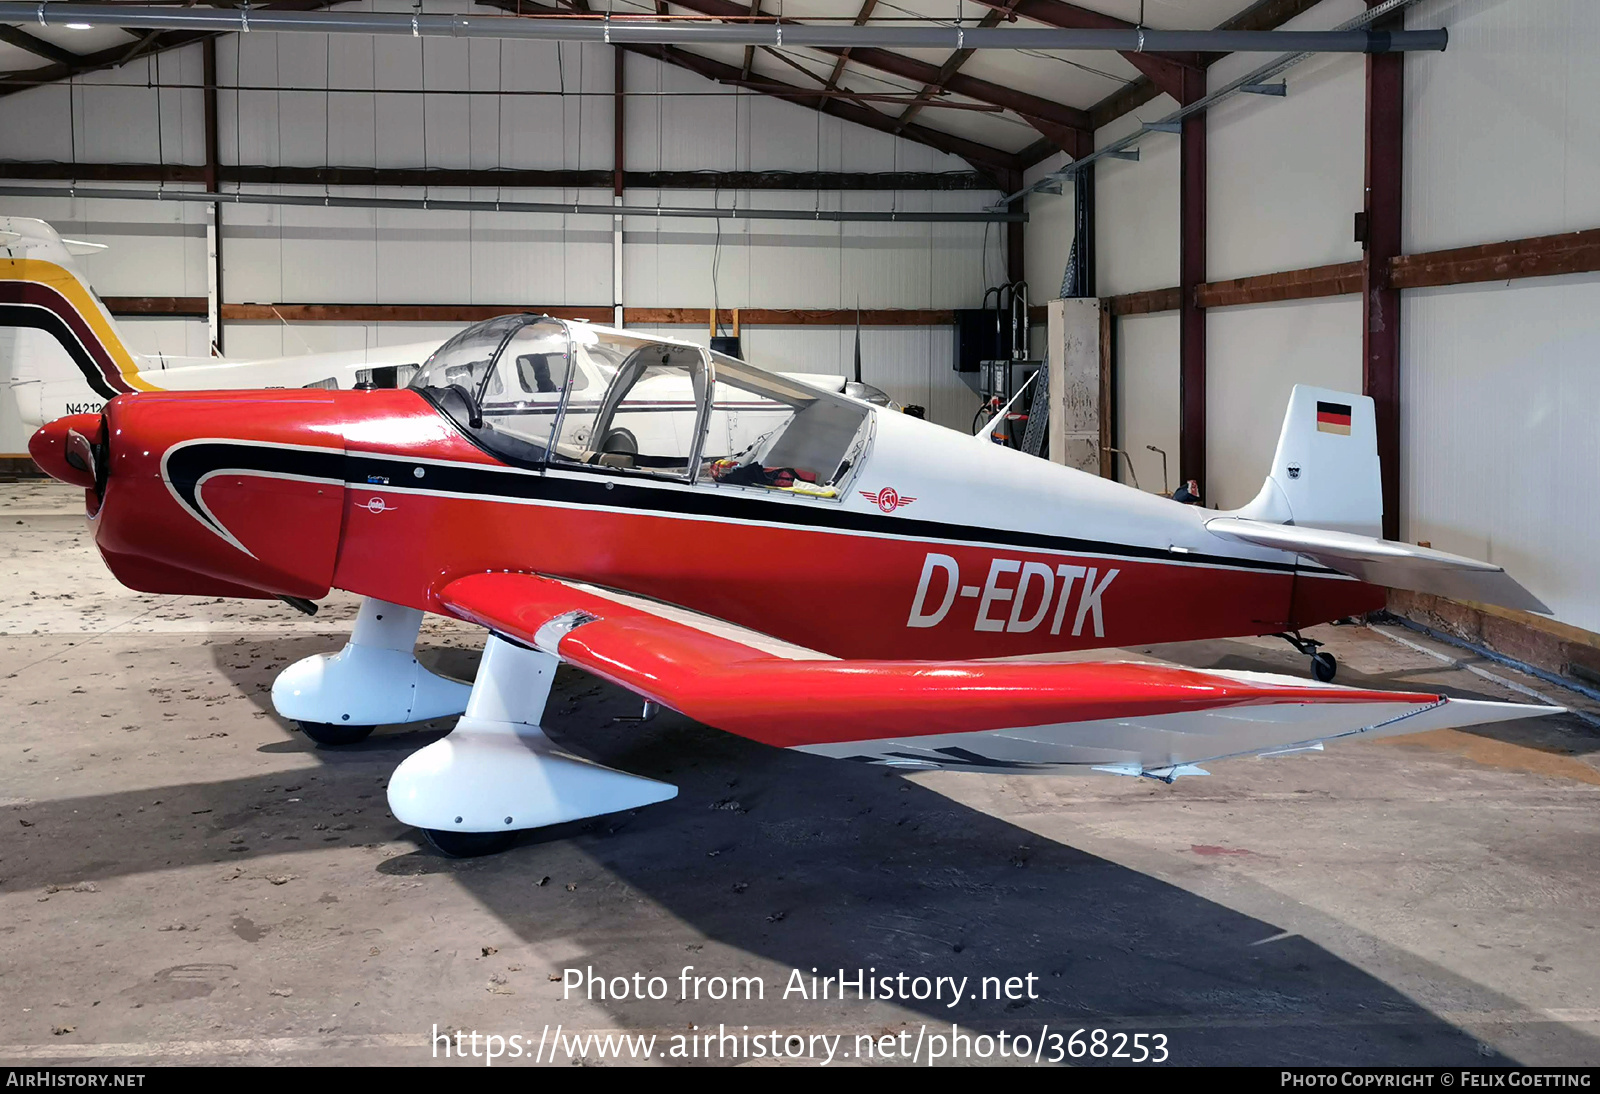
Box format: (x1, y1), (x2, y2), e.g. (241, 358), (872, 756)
(1236, 385), (1382, 537)
(0, 216), (148, 424)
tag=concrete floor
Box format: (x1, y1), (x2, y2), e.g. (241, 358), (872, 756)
(4, 477), (1600, 1067)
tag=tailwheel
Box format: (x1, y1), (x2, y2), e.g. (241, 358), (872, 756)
(296, 720), (375, 746)
(1275, 631), (1338, 683)
(422, 828), (519, 858)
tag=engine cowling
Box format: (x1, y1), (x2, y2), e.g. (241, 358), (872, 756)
(88, 390), (350, 599)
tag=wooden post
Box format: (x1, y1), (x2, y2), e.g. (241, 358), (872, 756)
(203, 38), (223, 355)
(1364, 1), (1404, 541)
(1099, 301), (1113, 479)
(613, 49), (625, 328)
(1002, 168), (1025, 288)
(1177, 67), (1207, 498)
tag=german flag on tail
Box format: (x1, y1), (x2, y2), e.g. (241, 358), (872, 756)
(1316, 400), (1352, 435)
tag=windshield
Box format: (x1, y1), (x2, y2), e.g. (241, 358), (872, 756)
(410, 315), (570, 463)
(409, 314), (524, 397)
(410, 317), (872, 495)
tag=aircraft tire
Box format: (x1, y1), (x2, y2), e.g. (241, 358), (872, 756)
(1310, 652), (1338, 683)
(296, 720), (376, 746)
(422, 829), (519, 858)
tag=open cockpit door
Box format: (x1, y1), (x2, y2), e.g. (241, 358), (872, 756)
(549, 334), (711, 477)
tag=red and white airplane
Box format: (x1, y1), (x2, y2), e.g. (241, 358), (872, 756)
(27, 313), (1559, 856)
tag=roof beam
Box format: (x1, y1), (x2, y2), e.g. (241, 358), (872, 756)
(472, 0), (1021, 173)
(658, 0), (1090, 147)
(0, 1), (343, 98)
(741, 0), (761, 80)
(622, 42), (1019, 172)
(1014, 0), (1328, 169)
(1224, 0), (1329, 34)
(0, 25), (83, 68)
(888, 13), (1003, 135)
(891, 0), (1053, 144)
(0, 29), (213, 95)
(820, 0), (880, 96)
(0, 0), (1024, 172)
(964, 0), (1203, 101)
(832, 45), (1089, 134)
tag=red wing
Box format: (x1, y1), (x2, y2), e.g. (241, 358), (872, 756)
(437, 572), (1559, 774)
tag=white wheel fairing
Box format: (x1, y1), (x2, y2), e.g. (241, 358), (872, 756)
(271, 597), (471, 727)
(386, 634), (677, 833)
(387, 719), (677, 833)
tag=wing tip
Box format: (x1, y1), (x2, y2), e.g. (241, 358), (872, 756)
(1439, 696), (1567, 719)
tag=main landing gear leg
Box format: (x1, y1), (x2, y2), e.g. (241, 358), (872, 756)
(271, 597), (472, 746)
(386, 634), (678, 857)
(1276, 631), (1338, 682)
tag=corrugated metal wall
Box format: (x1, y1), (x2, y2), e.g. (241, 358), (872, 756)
(1400, 0), (1600, 631)
(1199, 1), (1368, 510)
(1094, 107), (1181, 298)
(1206, 297), (1364, 508)
(1401, 276), (1600, 632)
(1073, 0), (1369, 507)
(1020, 0), (1598, 628)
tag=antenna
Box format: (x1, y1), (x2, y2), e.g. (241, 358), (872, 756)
(853, 297), (862, 384)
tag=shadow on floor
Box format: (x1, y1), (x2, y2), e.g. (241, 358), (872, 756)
(4, 633), (1596, 1064)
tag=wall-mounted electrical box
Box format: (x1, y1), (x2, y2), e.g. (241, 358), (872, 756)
(952, 308), (1004, 372)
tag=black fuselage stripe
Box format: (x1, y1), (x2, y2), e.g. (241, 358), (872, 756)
(164, 440), (1322, 576)
(165, 444), (347, 534)
(0, 303), (120, 401)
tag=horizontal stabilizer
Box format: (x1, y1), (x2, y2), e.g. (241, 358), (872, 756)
(1205, 516), (1550, 614)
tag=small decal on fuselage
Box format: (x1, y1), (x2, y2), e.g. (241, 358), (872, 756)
(906, 551), (1119, 638)
(860, 486), (916, 513)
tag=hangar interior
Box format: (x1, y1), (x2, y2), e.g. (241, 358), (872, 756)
(2, 0), (1600, 1069)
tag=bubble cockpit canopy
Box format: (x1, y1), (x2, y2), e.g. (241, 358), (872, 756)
(408, 315), (874, 499)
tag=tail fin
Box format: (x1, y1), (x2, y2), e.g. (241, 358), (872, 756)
(0, 216), (149, 426)
(1235, 384), (1382, 537)
(1215, 384), (1549, 613)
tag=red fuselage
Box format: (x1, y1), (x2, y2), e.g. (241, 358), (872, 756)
(31, 389), (1384, 660)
